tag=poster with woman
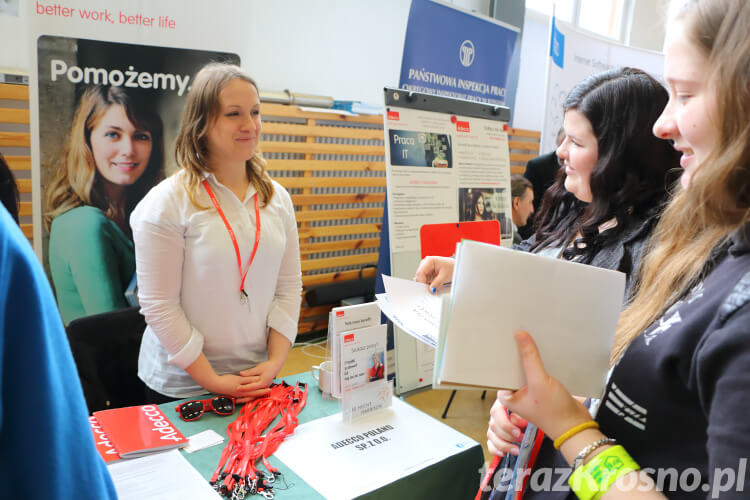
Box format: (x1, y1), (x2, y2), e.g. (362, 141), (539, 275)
(458, 187), (511, 238)
(37, 35), (238, 324)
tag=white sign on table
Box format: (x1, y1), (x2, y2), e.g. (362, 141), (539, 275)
(274, 397), (477, 500)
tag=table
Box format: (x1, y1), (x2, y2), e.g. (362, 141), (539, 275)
(159, 371), (484, 499)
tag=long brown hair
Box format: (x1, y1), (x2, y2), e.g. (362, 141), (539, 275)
(174, 63), (274, 208)
(44, 85), (164, 232)
(611, 0), (750, 363)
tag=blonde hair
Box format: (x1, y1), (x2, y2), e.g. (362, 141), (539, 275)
(611, 0), (750, 363)
(44, 85), (164, 231)
(174, 63), (274, 208)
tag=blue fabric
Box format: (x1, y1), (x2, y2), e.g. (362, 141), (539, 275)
(0, 205), (117, 499)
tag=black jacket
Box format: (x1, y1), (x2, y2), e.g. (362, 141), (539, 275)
(524, 223), (750, 499)
(524, 151), (560, 213)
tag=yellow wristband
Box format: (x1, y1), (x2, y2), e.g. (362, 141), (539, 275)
(553, 421), (599, 449)
(568, 445), (640, 500)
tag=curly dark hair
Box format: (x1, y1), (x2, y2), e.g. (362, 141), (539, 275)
(531, 67), (680, 263)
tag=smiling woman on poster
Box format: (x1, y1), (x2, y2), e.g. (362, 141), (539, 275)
(45, 85), (165, 325)
(130, 63), (302, 403)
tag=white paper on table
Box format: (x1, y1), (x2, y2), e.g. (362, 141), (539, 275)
(377, 275), (449, 347)
(274, 397), (477, 500)
(107, 449), (220, 500)
(184, 429), (224, 453)
(437, 240), (625, 398)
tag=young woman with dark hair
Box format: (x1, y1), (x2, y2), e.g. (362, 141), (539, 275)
(472, 190), (489, 221)
(416, 67), (679, 302)
(526, 67), (680, 296)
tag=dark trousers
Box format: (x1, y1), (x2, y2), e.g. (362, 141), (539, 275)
(144, 386), (181, 405)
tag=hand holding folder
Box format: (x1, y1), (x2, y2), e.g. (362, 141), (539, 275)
(434, 240), (625, 398)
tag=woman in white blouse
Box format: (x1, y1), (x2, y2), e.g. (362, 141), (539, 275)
(130, 63), (302, 403)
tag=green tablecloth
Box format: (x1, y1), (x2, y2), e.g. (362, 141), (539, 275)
(160, 372), (484, 499)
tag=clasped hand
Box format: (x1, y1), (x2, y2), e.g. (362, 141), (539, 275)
(487, 331), (593, 457)
(213, 360), (282, 404)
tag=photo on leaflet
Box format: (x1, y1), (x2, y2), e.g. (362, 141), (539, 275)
(37, 35), (239, 324)
(388, 129), (452, 168)
(368, 351), (385, 382)
(459, 187), (511, 239)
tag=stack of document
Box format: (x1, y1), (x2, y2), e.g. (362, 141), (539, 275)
(378, 240), (625, 398)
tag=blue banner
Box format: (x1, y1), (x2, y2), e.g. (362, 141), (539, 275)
(399, 0), (519, 106)
(550, 17), (565, 69)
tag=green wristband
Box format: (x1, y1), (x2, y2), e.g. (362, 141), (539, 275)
(568, 445), (640, 500)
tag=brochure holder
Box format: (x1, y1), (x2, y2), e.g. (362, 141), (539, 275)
(325, 303), (392, 422)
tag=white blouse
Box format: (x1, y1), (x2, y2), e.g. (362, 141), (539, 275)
(130, 170), (302, 397)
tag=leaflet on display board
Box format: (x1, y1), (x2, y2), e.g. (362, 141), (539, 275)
(382, 87), (511, 394)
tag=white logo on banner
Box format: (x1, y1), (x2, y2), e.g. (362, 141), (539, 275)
(459, 40), (475, 67)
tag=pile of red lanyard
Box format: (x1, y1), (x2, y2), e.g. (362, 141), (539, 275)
(211, 381), (308, 499)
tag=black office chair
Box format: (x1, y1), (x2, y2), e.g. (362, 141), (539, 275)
(66, 306), (148, 414)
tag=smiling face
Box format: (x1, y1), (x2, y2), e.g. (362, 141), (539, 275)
(652, 21), (718, 190)
(557, 109), (598, 203)
(89, 104), (152, 187)
(205, 78), (261, 168)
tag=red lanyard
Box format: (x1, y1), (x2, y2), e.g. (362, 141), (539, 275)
(210, 382), (308, 498)
(202, 179), (261, 303)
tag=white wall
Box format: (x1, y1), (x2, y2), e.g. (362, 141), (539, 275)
(628, 0), (670, 52)
(1, 0), (668, 132)
(1, 0), (491, 105)
(245, 0), (411, 106)
(511, 8), (548, 131)
(0, 5), (29, 73)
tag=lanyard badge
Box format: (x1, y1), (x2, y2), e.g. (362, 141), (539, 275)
(202, 179), (261, 311)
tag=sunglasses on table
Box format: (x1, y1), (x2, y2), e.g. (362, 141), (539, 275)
(175, 396), (236, 422)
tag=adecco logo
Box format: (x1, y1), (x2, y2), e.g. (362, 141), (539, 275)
(456, 120), (470, 132)
(460, 40), (475, 67)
